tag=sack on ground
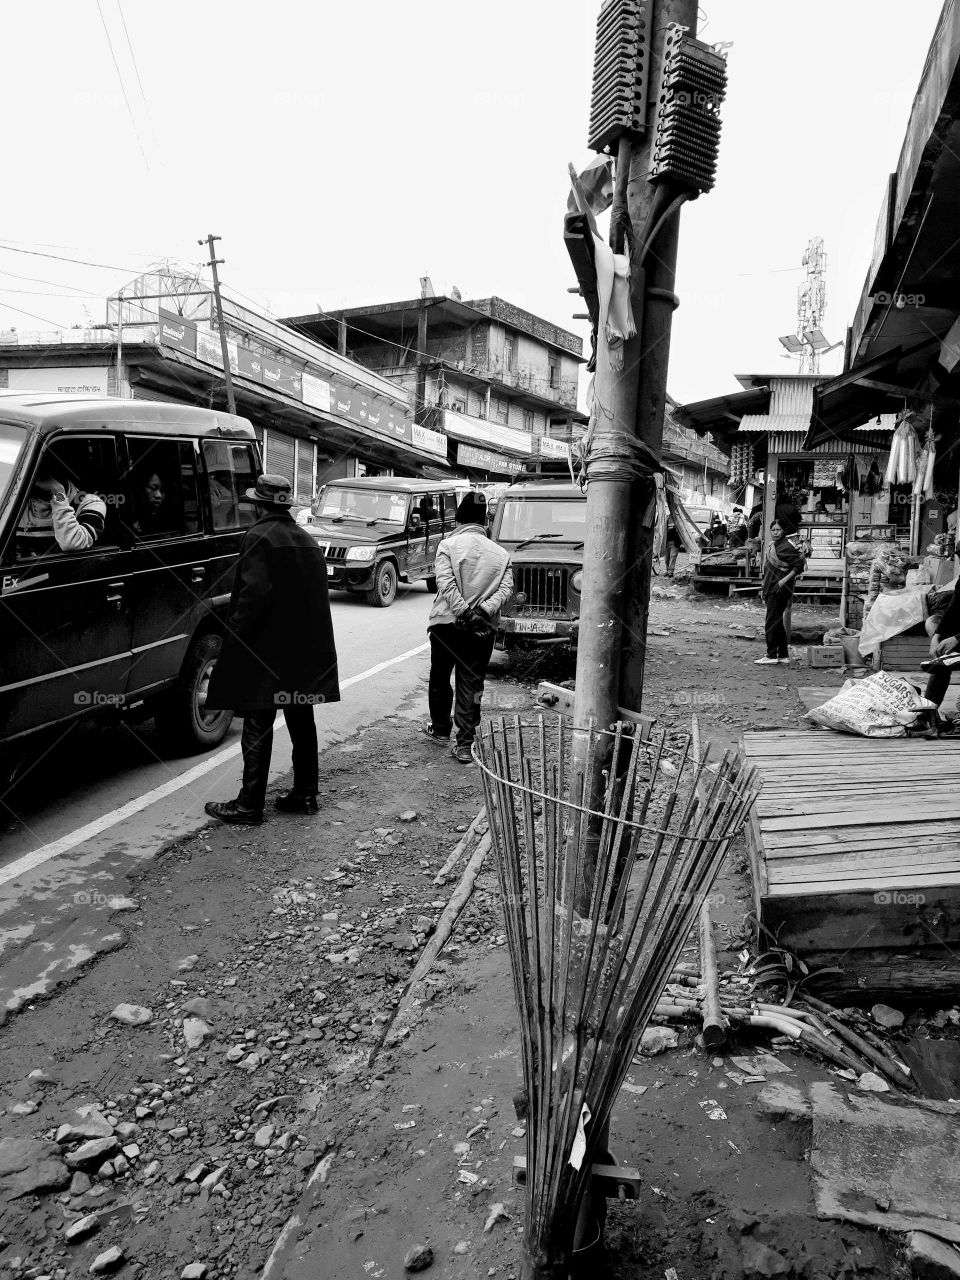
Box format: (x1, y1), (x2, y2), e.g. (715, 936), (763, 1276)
(805, 670), (935, 738)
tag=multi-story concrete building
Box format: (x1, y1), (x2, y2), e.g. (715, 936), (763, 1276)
(662, 393), (733, 511)
(285, 293), (588, 480)
(0, 268), (451, 503)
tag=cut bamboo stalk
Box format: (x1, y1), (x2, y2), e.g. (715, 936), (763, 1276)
(699, 899), (726, 1050)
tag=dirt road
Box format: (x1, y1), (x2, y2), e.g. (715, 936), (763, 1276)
(1, 587), (899, 1280)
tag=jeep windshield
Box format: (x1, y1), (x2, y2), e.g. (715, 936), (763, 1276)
(496, 496), (586, 544)
(316, 488), (407, 525)
(0, 424), (29, 511)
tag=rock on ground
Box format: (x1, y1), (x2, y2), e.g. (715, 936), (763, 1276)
(906, 1231), (960, 1279)
(0, 1137), (69, 1199)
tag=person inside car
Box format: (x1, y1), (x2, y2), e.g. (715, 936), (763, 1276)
(133, 471), (171, 538)
(19, 467), (107, 552)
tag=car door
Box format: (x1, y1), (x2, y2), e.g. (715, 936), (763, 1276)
(0, 435), (133, 743)
(404, 492), (431, 581)
(123, 435), (210, 698)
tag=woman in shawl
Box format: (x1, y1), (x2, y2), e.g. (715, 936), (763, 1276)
(866, 544), (907, 612)
(755, 520), (805, 665)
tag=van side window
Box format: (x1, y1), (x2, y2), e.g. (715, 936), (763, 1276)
(12, 436), (121, 561)
(123, 438), (200, 541)
(442, 493), (458, 527)
(202, 440), (258, 531)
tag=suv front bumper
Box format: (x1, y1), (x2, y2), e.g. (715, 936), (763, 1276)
(498, 615), (579, 641)
(326, 564), (376, 589)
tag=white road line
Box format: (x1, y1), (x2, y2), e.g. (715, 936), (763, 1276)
(0, 642), (429, 889)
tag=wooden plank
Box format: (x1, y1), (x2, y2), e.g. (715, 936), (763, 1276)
(768, 858), (960, 885)
(765, 833), (960, 858)
(768, 869), (960, 894)
(760, 888), (960, 951)
(763, 827), (960, 854)
(763, 804), (960, 831)
(745, 804), (766, 903)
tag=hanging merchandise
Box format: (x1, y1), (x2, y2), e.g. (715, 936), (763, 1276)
(860, 456), (883, 495)
(884, 414), (920, 486)
(835, 455), (859, 494)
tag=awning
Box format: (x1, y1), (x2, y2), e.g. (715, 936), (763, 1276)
(441, 408), (533, 456)
(738, 414), (810, 434)
(671, 385), (771, 450)
(803, 337), (940, 449)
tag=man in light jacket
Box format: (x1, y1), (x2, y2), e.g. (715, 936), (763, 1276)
(422, 491), (513, 763)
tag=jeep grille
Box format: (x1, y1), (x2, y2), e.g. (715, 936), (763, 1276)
(325, 545), (348, 562)
(513, 565), (570, 616)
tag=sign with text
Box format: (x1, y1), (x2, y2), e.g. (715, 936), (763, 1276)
(457, 442), (524, 474)
(538, 435), (570, 459)
(412, 423), (448, 458)
(158, 308), (197, 357)
(302, 371), (331, 411)
(8, 365), (110, 395)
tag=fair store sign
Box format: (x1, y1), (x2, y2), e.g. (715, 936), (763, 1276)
(9, 366), (110, 396)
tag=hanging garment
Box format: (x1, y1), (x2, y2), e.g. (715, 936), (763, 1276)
(592, 233), (637, 372)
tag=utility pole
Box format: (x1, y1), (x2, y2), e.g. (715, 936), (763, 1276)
(561, 0), (723, 1262)
(115, 290), (124, 398)
(199, 234), (237, 416)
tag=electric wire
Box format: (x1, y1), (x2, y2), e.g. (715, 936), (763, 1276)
(0, 300), (71, 327)
(115, 0), (153, 127)
(94, 0), (151, 173)
(0, 244), (139, 272)
(0, 265), (101, 295)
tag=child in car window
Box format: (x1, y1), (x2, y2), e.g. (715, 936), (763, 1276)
(19, 468), (107, 552)
(133, 471), (171, 537)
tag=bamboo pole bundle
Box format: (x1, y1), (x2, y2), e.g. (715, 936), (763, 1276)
(474, 715), (758, 1280)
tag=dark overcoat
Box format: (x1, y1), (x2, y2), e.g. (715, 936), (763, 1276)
(206, 509), (340, 713)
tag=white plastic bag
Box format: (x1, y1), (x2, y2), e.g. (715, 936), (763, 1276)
(857, 588), (926, 658)
(806, 671), (934, 738)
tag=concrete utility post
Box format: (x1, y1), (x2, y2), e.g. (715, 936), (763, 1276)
(199, 234), (237, 416)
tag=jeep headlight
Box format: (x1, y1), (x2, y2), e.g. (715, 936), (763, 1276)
(571, 570), (584, 592)
(346, 546), (375, 562)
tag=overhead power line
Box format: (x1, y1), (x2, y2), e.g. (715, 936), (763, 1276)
(95, 0), (151, 173)
(0, 243), (138, 271)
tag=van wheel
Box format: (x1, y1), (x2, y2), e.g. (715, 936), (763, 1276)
(155, 633), (233, 753)
(425, 575), (437, 594)
(365, 561), (398, 607)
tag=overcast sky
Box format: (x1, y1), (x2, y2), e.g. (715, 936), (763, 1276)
(0, 1), (942, 404)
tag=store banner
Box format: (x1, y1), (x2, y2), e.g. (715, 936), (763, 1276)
(237, 347), (263, 382)
(158, 308), (197, 357)
(302, 370), (331, 411)
(195, 327), (223, 369)
(8, 365), (110, 395)
(413, 423), (448, 458)
(457, 442), (524, 474)
(538, 435), (569, 459)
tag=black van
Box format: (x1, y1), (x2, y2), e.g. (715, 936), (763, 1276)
(306, 476), (469, 606)
(0, 393), (261, 758)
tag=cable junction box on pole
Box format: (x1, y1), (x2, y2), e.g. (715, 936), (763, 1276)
(588, 0), (653, 153)
(650, 23), (727, 191)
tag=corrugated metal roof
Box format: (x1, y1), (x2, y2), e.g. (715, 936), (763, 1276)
(738, 414), (810, 433)
(768, 378), (817, 415)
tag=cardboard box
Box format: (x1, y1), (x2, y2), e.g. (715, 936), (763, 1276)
(805, 644), (845, 668)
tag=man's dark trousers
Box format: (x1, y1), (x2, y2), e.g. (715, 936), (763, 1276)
(428, 623), (496, 748)
(238, 704), (319, 814)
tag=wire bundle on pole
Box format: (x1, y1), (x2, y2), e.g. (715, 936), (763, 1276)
(473, 716), (758, 1280)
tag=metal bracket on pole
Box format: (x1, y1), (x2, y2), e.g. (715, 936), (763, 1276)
(512, 1155), (641, 1201)
(535, 681), (655, 741)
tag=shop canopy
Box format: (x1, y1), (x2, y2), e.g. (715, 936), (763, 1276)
(670, 385), (770, 451)
(804, 0), (960, 449)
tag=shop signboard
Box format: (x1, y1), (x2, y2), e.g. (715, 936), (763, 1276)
(302, 371), (331, 411)
(412, 423), (448, 459)
(237, 347), (263, 382)
(457, 442), (524, 475)
(538, 435), (569, 459)
(195, 327), (223, 368)
(8, 365), (110, 395)
(262, 358), (303, 401)
(158, 308), (197, 357)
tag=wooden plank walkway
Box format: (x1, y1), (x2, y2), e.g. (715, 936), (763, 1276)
(741, 729), (960, 999)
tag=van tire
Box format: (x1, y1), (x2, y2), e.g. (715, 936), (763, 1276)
(155, 633), (233, 753)
(425, 575), (437, 594)
(365, 561), (398, 608)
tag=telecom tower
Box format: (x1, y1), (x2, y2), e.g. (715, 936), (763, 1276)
(778, 235), (833, 372)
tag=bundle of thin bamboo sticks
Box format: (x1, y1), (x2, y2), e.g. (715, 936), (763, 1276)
(474, 715), (758, 1280)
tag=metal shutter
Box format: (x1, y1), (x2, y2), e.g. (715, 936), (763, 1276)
(297, 440), (314, 502)
(266, 429), (295, 485)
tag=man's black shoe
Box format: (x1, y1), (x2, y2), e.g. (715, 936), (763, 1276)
(204, 799), (263, 826)
(275, 791), (319, 815)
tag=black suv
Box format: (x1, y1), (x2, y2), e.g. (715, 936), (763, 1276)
(305, 476), (468, 606)
(0, 393), (261, 760)
(491, 475), (585, 646)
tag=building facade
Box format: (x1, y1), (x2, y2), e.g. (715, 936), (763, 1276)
(285, 294), (588, 480)
(0, 268), (452, 504)
(662, 394), (732, 510)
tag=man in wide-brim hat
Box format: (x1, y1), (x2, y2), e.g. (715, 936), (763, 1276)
(204, 474), (340, 824)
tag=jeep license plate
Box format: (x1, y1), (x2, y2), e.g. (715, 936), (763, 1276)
(514, 619), (557, 635)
